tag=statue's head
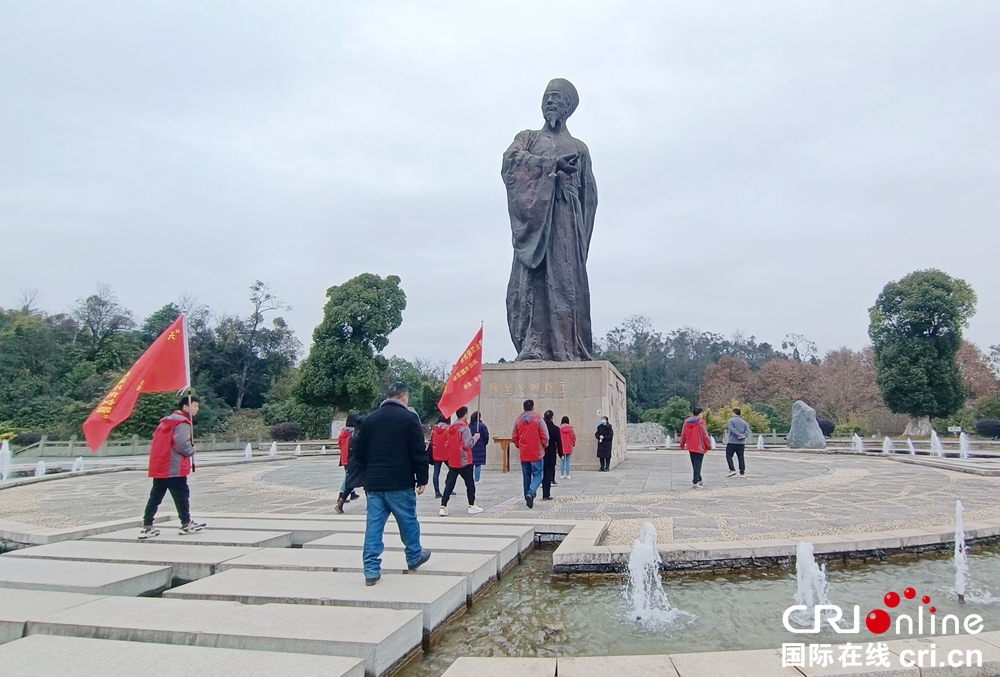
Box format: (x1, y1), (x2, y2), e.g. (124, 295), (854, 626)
(541, 78), (578, 128)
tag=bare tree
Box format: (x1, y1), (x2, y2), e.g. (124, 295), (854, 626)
(781, 333), (818, 363)
(18, 288), (41, 315)
(72, 283), (135, 361)
(233, 281), (291, 410)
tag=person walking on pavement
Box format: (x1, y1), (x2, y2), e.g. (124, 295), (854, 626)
(429, 414), (450, 498)
(335, 413), (362, 513)
(351, 382), (432, 586)
(559, 416), (576, 479)
(725, 407), (751, 478)
(512, 399), (547, 509)
(595, 416), (614, 471)
(469, 411), (489, 485)
(542, 410), (562, 500)
(680, 407), (712, 489)
(439, 407), (484, 516)
(139, 395), (205, 539)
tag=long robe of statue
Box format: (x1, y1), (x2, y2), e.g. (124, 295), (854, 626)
(502, 78), (598, 362)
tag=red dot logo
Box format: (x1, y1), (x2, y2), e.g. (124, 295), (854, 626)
(922, 595), (931, 605)
(904, 587), (916, 600)
(866, 609), (891, 634)
(930, 607), (937, 613)
(884, 592), (900, 608)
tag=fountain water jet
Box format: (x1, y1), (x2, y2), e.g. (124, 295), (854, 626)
(243, 443), (252, 459)
(625, 522), (688, 628)
(34, 460), (46, 477)
(268, 441), (277, 457)
(756, 434), (765, 450)
(930, 430), (945, 457)
(852, 434), (864, 453)
(959, 432), (971, 460)
(907, 438), (916, 455)
(955, 500), (969, 603)
(882, 437), (894, 455)
(0, 440), (11, 481)
(792, 542), (831, 626)
(294, 444), (302, 456)
(664, 435), (671, 449)
(71, 457), (83, 473)
(320, 445), (327, 454)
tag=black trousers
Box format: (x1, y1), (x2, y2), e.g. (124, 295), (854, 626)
(688, 452), (704, 484)
(725, 443), (746, 474)
(441, 465), (476, 506)
(143, 477), (190, 526)
(598, 456), (610, 471)
(542, 458), (556, 498)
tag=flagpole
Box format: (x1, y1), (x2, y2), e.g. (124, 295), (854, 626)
(476, 321), (483, 437)
(182, 314), (195, 472)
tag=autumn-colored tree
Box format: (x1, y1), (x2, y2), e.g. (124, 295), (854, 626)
(956, 342), (998, 399)
(754, 359), (815, 403)
(813, 348), (883, 424)
(699, 356), (755, 409)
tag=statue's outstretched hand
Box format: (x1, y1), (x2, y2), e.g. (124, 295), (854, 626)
(557, 152), (580, 174)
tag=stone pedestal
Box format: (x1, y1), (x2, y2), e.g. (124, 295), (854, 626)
(477, 361), (627, 471)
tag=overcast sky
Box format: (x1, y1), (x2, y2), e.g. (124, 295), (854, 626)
(3, 1), (999, 365)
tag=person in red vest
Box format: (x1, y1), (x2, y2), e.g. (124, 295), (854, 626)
(439, 406), (483, 516)
(511, 399), (548, 509)
(559, 416), (576, 479)
(680, 407), (712, 489)
(429, 414), (450, 498)
(139, 395), (206, 539)
(335, 413), (362, 513)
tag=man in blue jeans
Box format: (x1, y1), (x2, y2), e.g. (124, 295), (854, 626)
(512, 399), (547, 509)
(349, 382), (432, 585)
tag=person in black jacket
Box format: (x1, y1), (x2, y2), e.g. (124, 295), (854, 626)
(542, 410), (562, 500)
(351, 382), (431, 585)
(596, 416), (614, 471)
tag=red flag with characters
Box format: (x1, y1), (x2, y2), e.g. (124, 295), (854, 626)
(82, 316), (190, 452)
(438, 328), (484, 418)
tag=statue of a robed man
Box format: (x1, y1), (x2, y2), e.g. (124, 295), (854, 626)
(502, 78), (598, 362)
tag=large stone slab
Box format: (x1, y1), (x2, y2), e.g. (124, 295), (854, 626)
(669, 648), (797, 676)
(195, 516), (536, 551)
(558, 655), (679, 676)
(26, 595), (422, 677)
(0, 557), (171, 596)
(86, 528), (293, 548)
(4, 541), (260, 582)
(163, 568), (467, 634)
(479, 360), (628, 470)
(218, 548), (497, 598)
(442, 657), (557, 676)
(0, 635), (365, 677)
(787, 400), (826, 449)
(0, 589), (103, 644)
(304, 533), (519, 575)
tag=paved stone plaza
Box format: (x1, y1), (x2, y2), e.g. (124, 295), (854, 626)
(4, 450), (1000, 548)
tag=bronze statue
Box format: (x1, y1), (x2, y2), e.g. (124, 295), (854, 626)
(502, 78), (598, 362)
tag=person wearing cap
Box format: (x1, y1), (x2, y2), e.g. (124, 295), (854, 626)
(139, 394), (206, 539)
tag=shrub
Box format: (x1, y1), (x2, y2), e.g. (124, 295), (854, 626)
(975, 419), (1000, 439)
(816, 419), (835, 438)
(271, 422), (301, 441)
(640, 396), (692, 436)
(12, 432), (42, 447)
(704, 400), (771, 438)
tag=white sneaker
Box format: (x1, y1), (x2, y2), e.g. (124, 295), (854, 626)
(475, 480), (483, 485)
(727, 470), (738, 477)
(439, 506), (448, 516)
(467, 505), (484, 514)
(566, 474), (571, 479)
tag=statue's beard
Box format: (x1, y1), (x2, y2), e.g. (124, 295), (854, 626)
(544, 111), (564, 128)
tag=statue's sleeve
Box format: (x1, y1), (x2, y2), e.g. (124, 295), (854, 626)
(502, 131), (557, 270)
(578, 145), (598, 262)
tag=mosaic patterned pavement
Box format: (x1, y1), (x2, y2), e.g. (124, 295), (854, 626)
(3, 451), (998, 547)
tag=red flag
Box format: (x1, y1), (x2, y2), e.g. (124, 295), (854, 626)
(438, 327), (483, 418)
(82, 315), (190, 452)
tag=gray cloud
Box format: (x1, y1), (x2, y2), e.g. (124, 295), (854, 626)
(3, 1), (998, 363)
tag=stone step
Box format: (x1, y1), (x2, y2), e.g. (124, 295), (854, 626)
(190, 516), (535, 551)
(0, 589), (104, 644)
(218, 548), (497, 598)
(3, 541), (261, 582)
(0, 635), (365, 677)
(163, 568), (467, 635)
(86, 528), (293, 548)
(26, 595), (422, 677)
(442, 657), (557, 676)
(0, 557), (171, 596)
(304, 533), (519, 576)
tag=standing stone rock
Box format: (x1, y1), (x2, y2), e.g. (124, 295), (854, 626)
(787, 400), (827, 449)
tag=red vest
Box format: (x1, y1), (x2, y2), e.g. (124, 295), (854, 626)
(431, 423), (450, 462)
(148, 412), (192, 479)
(338, 428), (352, 467)
(512, 411), (547, 463)
(446, 420), (473, 468)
